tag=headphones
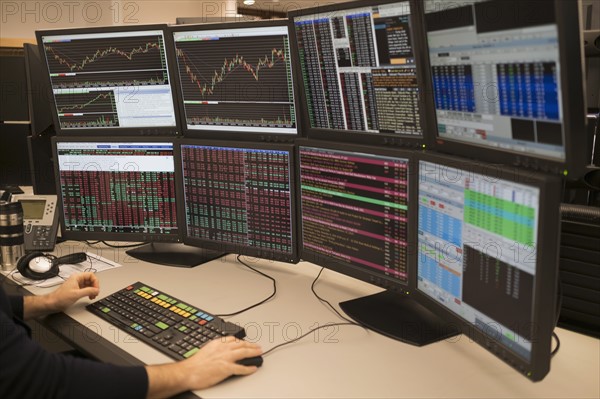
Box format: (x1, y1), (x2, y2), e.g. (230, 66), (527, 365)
(17, 252), (88, 280)
(17, 252), (60, 280)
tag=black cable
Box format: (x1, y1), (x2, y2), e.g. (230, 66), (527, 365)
(262, 322), (360, 356)
(1, 254), (59, 287)
(4, 253), (97, 287)
(261, 266), (369, 356)
(551, 277), (562, 358)
(311, 267), (357, 325)
(1, 268), (34, 287)
(551, 331), (560, 357)
(83, 240), (146, 249)
(555, 277), (563, 328)
(100, 241), (147, 248)
(214, 255), (277, 317)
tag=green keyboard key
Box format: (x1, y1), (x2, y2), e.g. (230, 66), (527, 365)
(155, 321), (169, 330)
(183, 347), (200, 358)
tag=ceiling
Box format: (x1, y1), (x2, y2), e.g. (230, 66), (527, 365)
(237, 0), (348, 18)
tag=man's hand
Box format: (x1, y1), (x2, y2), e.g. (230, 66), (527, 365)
(23, 273), (100, 320)
(145, 336), (262, 398)
(47, 272), (100, 313)
(179, 336), (262, 390)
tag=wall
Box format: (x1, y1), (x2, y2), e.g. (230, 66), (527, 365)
(0, 0), (237, 43)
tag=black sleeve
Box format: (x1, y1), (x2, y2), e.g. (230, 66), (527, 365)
(0, 309), (149, 399)
(7, 295), (23, 319)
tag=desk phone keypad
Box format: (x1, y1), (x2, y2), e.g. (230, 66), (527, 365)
(87, 282), (246, 360)
(26, 225), (55, 251)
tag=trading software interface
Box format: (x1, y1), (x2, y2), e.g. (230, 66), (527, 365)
(55, 142), (178, 234)
(173, 25), (297, 134)
(417, 160), (540, 360)
(426, 1), (566, 160)
(40, 29), (178, 130)
(299, 146), (410, 282)
(181, 144), (294, 255)
(294, 1), (423, 135)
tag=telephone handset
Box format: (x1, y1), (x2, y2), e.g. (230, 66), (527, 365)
(11, 194), (59, 252)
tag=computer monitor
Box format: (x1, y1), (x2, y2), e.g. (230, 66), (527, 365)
(178, 140), (298, 263)
(0, 124), (32, 188)
(582, 0), (600, 112)
(0, 47), (29, 122)
(424, 0), (586, 178)
(23, 44), (54, 137)
(298, 140), (457, 345)
(37, 25), (180, 136)
(288, 0), (432, 148)
(24, 44), (57, 194)
(415, 152), (562, 381)
(51, 137), (210, 266)
(169, 20), (299, 140)
(175, 16), (250, 25)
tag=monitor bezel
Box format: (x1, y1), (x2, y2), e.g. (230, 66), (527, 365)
(176, 138), (300, 263)
(175, 16), (257, 25)
(412, 151), (562, 381)
(288, 0), (435, 150)
(51, 135), (183, 243)
(296, 138), (417, 295)
(23, 43), (54, 137)
(0, 47), (29, 122)
(36, 24), (182, 137)
(422, 0), (587, 179)
(167, 19), (303, 143)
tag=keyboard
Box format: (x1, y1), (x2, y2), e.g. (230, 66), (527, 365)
(87, 282), (249, 361)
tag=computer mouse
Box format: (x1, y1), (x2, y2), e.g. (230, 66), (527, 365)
(29, 256), (53, 273)
(236, 355), (263, 367)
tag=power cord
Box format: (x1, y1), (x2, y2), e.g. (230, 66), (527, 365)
(262, 321), (360, 356)
(84, 240), (147, 249)
(214, 255), (277, 317)
(262, 267), (368, 356)
(311, 267), (360, 325)
(551, 331), (560, 358)
(551, 277), (563, 358)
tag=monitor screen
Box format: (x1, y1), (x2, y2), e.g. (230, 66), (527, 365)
(416, 153), (561, 380)
(424, 0), (586, 176)
(19, 199), (46, 220)
(38, 25), (179, 135)
(178, 140), (298, 262)
(299, 142), (411, 287)
(289, 0), (429, 146)
(171, 21), (298, 138)
(53, 138), (180, 242)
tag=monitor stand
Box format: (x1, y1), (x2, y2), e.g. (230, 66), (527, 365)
(126, 242), (226, 268)
(339, 290), (460, 346)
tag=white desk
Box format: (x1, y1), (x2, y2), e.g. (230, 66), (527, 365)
(18, 241), (600, 398)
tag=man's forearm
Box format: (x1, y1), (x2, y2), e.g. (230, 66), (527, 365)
(23, 295), (56, 320)
(145, 363), (191, 399)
